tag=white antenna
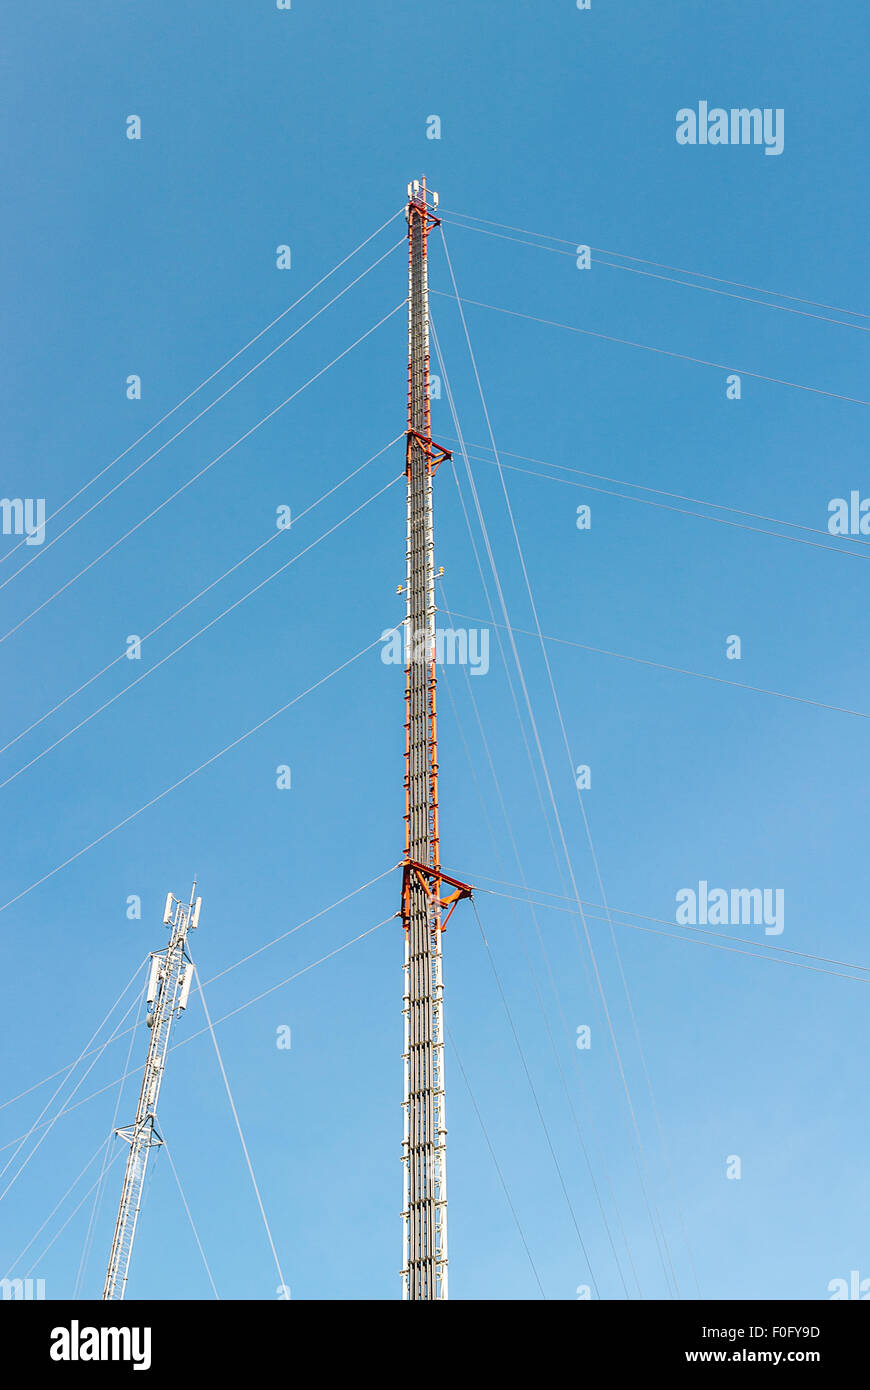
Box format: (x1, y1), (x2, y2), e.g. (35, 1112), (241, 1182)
(145, 957), (161, 1007)
(178, 963), (195, 1012)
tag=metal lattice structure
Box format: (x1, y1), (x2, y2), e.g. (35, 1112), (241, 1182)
(400, 179), (472, 1301)
(102, 885), (201, 1301)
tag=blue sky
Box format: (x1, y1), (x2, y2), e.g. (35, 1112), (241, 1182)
(1, 1), (869, 1300)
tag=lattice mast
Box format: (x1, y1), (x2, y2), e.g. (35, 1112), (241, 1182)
(102, 885), (201, 1301)
(401, 178), (471, 1302)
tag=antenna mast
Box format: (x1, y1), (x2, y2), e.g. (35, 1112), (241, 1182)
(102, 884), (201, 1300)
(401, 178), (472, 1301)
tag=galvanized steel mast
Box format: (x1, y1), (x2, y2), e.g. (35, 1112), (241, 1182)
(102, 885), (201, 1300)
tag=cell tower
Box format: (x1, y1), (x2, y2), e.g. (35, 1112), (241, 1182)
(400, 178), (472, 1301)
(102, 885), (201, 1301)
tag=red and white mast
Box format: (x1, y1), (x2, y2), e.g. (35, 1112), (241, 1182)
(400, 178), (471, 1301)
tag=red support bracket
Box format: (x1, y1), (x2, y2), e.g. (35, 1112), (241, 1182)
(407, 200), (441, 232)
(405, 430), (453, 477)
(401, 859), (473, 931)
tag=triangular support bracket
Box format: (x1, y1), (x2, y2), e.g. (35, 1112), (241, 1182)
(406, 430), (453, 477)
(401, 859), (473, 932)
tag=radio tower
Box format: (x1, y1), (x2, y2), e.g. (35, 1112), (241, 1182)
(102, 885), (201, 1301)
(401, 178), (472, 1301)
